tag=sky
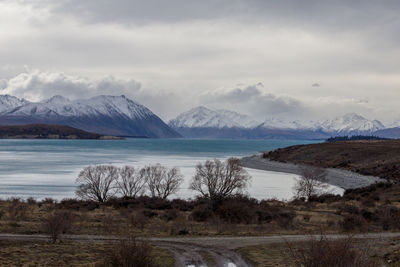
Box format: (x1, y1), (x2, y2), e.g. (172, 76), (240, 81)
(0, 0), (399, 124)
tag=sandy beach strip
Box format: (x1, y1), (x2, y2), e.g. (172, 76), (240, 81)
(241, 154), (385, 190)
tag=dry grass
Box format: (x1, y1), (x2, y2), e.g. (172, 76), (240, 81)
(237, 243), (290, 267)
(238, 237), (400, 267)
(0, 192), (399, 238)
(0, 240), (174, 267)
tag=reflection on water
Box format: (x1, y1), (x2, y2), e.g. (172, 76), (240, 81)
(0, 139), (343, 200)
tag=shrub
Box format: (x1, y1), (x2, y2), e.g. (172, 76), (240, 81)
(287, 235), (377, 267)
(190, 204), (213, 222)
(340, 215), (365, 232)
(42, 210), (74, 243)
(161, 209), (178, 222)
(216, 201), (255, 224)
(377, 205), (400, 230)
(308, 194), (341, 203)
(129, 212), (149, 231)
(58, 198), (99, 211)
(337, 204), (360, 215)
(142, 209), (158, 218)
(7, 197), (29, 221)
(98, 237), (155, 267)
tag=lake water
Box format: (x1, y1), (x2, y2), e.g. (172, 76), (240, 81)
(0, 138), (343, 200)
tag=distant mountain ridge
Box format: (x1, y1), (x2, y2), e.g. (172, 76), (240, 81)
(169, 106), (260, 129)
(0, 124), (121, 139)
(169, 107), (393, 139)
(0, 94), (181, 138)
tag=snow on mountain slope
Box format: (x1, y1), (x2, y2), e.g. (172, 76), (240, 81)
(5, 95), (153, 120)
(216, 109), (261, 128)
(0, 95), (180, 138)
(0, 95), (29, 113)
(259, 118), (316, 130)
(258, 113), (385, 134)
(169, 106), (260, 128)
(317, 113), (385, 134)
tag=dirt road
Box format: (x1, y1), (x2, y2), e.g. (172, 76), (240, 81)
(0, 232), (399, 267)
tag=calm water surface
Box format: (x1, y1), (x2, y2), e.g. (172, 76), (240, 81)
(0, 138), (342, 200)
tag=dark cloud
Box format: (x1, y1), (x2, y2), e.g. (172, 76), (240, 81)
(32, 0), (400, 33)
(201, 84), (308, 119)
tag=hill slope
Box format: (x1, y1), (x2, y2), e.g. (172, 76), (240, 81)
(0, 124), (120, 139)
(263, 140), (400, 181)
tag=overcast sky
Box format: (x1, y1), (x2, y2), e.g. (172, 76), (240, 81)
(0, 0), (399, 123)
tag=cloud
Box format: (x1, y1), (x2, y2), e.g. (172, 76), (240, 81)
(1, 1), (400, 122)
(201, 84), (308, 119)
(200, 83), (377, 121)
(0, 70), (184, 119)
(0, 70), (141, 101)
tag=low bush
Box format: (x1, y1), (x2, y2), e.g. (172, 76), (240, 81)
(190, 204), (213, 222)
(98, 237), (155, 267)
(161, 209), (178, 221)
(287, 235), (378, 267)
(377, 205), (400, 230)
(340, 215), (365, 232)
(42, 210), (74, 243)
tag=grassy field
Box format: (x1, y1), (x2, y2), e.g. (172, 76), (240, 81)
(0, 240), (174, 267)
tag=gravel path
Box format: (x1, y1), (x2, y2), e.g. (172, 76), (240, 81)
(241, 154), (385, 189)
(1, 232), (400, 267)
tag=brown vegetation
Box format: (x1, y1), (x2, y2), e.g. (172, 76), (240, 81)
(263, 140), (400, 181)
(286, 235), (378, 267)
(0, 124), (119, 139)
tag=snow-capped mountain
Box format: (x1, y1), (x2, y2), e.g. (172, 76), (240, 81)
(317, 113), (385, 134)
(258, 113), (385, 134)
(169, 106), (260, 129)
(259, 118), (317, 130)
(170, 107), (390, 139)
(0, 95), (30, 113)
(0, 95), (180, 138)
(216, 109), (261, 128)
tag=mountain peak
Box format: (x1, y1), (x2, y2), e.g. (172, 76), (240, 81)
(0, 95), (29, 113)
(44, 95), (70, 104)
(0, 94), (180, 138)
(169, 106), (260, 128)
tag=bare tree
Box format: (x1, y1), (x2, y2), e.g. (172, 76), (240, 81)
(190, 158), (251, 202)
(117, 166), (146, 198)
(293, 166), (328, 200)
(75, 165), (118, 202)
(142, 164), (183, 199)
(42, 210), (73, 243)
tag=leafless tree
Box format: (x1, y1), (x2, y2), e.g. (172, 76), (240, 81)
(42, 210), (73, 243)
(293, 166), (328, 200)
(75, 165), (119, 202)
(117, 165), (146, 198)
(190, 158), (251, 202)
(142, 164), (183, 199)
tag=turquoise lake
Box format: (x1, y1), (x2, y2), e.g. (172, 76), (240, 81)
(0, 138), (341, 200)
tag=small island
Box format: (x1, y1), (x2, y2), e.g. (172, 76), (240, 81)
(0, 124), (122, 140)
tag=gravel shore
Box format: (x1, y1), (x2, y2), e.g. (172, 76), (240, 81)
(241, 154), (385, 190)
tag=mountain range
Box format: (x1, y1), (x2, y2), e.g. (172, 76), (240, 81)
(0, 95), (181, 138)
(1, 95), (399, 139)
(169, 106), (400, 139)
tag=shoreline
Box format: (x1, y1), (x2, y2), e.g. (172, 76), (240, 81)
(241, 154), (385, 190)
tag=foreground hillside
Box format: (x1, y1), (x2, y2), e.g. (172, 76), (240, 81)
(0, 124), (120, 139)
(264, 140), (400, 181)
